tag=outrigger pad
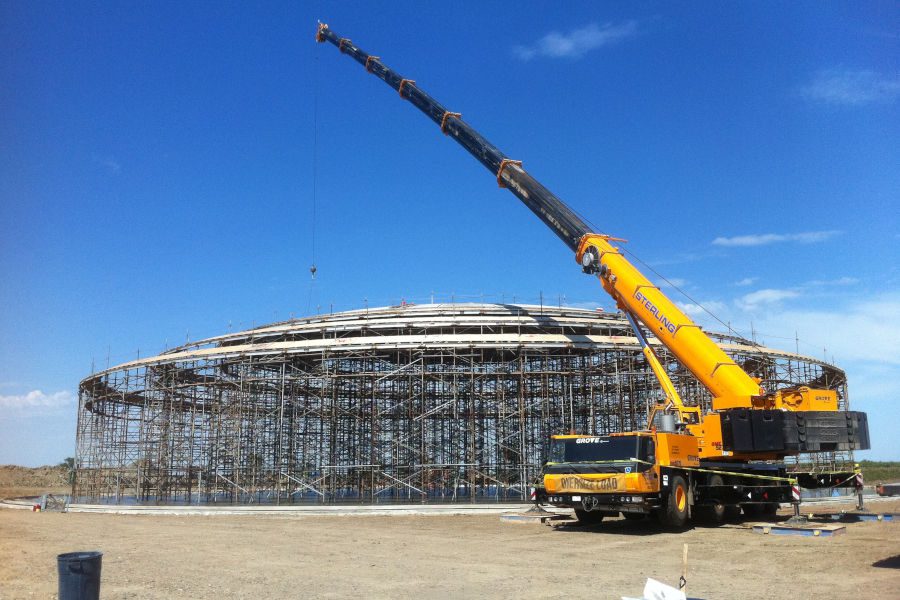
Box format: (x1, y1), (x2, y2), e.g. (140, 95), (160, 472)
(721, 409), (869, 453)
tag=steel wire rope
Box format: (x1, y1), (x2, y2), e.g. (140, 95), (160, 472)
(307, 39), (320, 316)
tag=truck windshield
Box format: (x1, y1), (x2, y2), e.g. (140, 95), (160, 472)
(549, 436), (654, 466)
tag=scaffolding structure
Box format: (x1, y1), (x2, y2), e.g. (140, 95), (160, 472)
(74, 304), (850, 504)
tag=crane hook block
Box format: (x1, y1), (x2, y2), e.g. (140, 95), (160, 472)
(310, 264), (317, 279)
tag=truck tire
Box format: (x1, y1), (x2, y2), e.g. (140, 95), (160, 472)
(659, 474), (690, 529)
(574, 509), (604, 525)
(695, 474), (726, 525)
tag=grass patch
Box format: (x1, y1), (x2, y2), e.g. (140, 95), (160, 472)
(859, 461), (900, 484)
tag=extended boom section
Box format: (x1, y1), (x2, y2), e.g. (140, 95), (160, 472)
(316, 24), (591, 252)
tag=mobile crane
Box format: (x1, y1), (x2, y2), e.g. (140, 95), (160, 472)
(316, 24), (870, 528)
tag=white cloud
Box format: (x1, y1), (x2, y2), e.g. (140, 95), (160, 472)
(658, 278), (688, 289)
(754, 295), (900, 366)
(805, 276), (859, 286)
(712, 230), (840, 247)
(647, 252), (710, 267)
(734, 277), (758, 287)
(677, 300), (727, 318)
(513, 21), (638, 61)
(681, 291), (900, 367)
(92, 154), (121, 174)
(0, 390), (77, 411)
(801, 68), (900, 105)
(737, 288), (800, 309)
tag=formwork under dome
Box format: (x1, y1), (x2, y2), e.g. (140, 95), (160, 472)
(75, 303), (849, 504)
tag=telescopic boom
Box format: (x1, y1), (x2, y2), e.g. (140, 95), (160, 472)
(315, 23), (841, 417)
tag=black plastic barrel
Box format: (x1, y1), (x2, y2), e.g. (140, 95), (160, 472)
(57, 551), (102, 600)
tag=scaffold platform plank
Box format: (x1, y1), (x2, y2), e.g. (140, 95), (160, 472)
(751, 522), (846, 536)
(811, 512), (895, 522)
(500, 512), (567, 524)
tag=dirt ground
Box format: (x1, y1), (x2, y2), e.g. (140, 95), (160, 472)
(0, 466), (69, 501)
(1, 501), (899, 600)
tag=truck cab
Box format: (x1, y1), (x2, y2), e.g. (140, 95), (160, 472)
(542, 432), (700, 527)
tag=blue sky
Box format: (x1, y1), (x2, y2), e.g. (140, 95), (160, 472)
(1, 2), (898, 465)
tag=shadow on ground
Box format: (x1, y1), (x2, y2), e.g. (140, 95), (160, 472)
(872, 555), (900, 569)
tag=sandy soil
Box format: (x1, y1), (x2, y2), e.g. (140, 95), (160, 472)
(1, 501), (899, 599)
(0, 466), (70, 500)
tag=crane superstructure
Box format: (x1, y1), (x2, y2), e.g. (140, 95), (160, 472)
(316, 23), (869, 527)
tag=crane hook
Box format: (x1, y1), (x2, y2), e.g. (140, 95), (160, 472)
(310, 264), (317, 279)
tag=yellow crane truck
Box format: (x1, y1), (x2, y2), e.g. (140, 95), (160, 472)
(316, 23), (870, 528)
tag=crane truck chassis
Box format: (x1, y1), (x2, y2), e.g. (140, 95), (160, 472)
(316, 23), (870, 528)
(536, 433), (863, 528)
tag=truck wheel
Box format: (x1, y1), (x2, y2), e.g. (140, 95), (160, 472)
(695, 474), (725, 525)
(659, 474), (690, 529)
(574, 509), (604, 525)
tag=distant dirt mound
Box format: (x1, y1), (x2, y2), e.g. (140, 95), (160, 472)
(0, 465), (70, 499)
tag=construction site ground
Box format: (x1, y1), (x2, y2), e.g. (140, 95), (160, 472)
(1, 498), (898, 599)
